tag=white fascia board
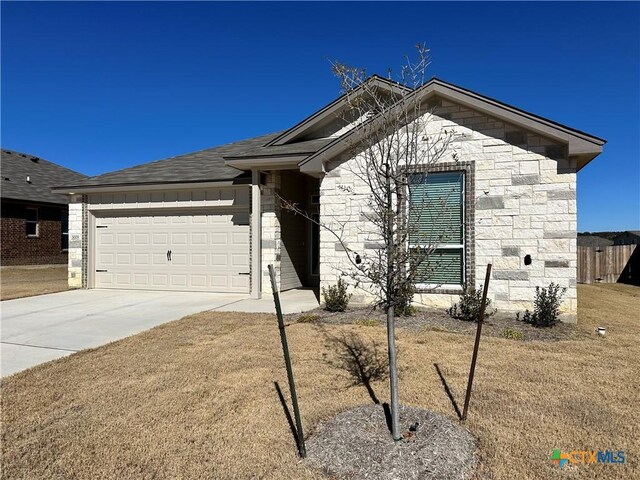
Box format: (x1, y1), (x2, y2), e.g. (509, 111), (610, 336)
(224, 155), (307, 171)
(52, 180), (247, 195)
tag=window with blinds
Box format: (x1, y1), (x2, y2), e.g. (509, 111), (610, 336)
(408, 171), (465, 287)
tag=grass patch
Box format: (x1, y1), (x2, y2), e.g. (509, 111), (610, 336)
(501, 327), (525, 341)
(354, 318), (379, 327)
(1, 284), (639, 479)
(297, 313), (320, 323)
(1, 266), (69, 300)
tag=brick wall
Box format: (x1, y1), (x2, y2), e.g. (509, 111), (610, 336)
(1, 200), (68, 265)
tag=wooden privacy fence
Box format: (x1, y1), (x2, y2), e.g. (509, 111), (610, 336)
(577, 244), (639, 285)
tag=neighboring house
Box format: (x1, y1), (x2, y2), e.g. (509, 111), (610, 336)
(1, 150), (87, 266)
(54, 77), (605, 319)
(613, 231), (640, 245)
(577, 235), (614, 248)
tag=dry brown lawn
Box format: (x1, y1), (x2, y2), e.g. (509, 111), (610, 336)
(1, 284), (638, 479)
(0, 265), (69, 300)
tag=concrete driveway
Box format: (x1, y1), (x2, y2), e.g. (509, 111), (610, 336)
(1, 289), (319, 377)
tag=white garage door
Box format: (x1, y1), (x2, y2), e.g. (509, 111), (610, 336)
(94, 210), (250, 293)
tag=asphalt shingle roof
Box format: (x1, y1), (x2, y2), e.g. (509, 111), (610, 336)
(1, 150), (86, 205)
(223, 137), (333, 158)
(55, 132), (332, 189)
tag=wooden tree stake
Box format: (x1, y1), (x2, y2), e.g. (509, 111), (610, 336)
(462, 263), (492, 421)
(268, 264), (306, 458)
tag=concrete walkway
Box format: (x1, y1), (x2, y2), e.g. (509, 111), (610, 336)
(1, 288), (318, 377)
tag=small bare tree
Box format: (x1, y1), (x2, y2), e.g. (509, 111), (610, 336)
(281, 44), (462, 441)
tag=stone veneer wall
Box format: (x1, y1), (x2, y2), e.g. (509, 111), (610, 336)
(319, 98), (578, 320)
(67, 195), (85, 288)
(260, 171), (282, 294)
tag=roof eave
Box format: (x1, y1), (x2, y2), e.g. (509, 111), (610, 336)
(266, 76), (413, 147)
(300, 78), (606, 175)
(1, 195), (69, 206)
(424, 79), (605, 154)
(224, 154), (309, 171)
(51, 177), (251, 194)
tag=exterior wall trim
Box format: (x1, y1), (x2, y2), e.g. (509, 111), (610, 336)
(251, 170), (262, 298)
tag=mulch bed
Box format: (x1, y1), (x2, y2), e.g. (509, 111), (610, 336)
(305, 404), (477, 480)
(287, 307), (590, 342)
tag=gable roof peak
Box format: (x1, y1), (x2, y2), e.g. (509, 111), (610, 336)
(265, 74), (412, 147)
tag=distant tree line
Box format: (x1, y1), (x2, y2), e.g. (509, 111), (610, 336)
(577, 231), (624, 241)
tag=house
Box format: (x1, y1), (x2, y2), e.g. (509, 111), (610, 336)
(613, 231), (640, 246)
(1, 149), (86, 266)
(577, 235), (614, 247)
(53, 78), (605, 320)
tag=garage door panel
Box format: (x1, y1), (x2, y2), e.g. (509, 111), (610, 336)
(211, 232), (228, 245)
(151, 253), (168, 265)
(152, 233), (168, 245)
(211, 254), (228, 266)
(116, 233), (131, 246)
(171, 253), (187, 266)
(134, 253), (150, 266)
(99, 253), (115, 266)
(134, 233), (150, 245)
(152, 274), (169, 287)
(171, 233), (188, 245)
(116, 253), (131, 266)
(95, 210), (250, 293)
(232, 232), (249, 245)
(115, 273), (132, 286)
(211, 275), (229, 288)
(190, 275), (207, 287)
(133, 273), (150, 287)
(191, 254), (207, 266)
(171, 215), (188, 224)
(231, 254), (249, 266)
(191, 232), (208, 245)
(99, 233), (114, 246)
(96, 271), (114, 286)
(231, 275), (250, 289)
(170, 274), (188, 287)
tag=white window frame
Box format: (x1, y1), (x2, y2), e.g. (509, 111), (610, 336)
(409, 171), (466, 291)
(61, 211), (69, 252)
(25, 207), (39, 238)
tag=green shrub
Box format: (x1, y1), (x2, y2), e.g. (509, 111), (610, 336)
(502, 327), (524, 341)
(354, 318), (379, 327)
(297, 314), (319, 324)
(520, 282), (567, 328)
(448, 286), (495, 322)
(394, 282), (416, 317)
(322, 278), (352, 312)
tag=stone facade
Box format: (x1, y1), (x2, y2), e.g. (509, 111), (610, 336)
(67, 196), (85, 288)
(260, 171), (282, 294)
(318, 98), (578, 320)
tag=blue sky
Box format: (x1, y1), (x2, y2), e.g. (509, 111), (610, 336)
(2, 1), (638, 231)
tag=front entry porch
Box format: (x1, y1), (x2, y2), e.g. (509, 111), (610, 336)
(251, 169), (320, 298)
